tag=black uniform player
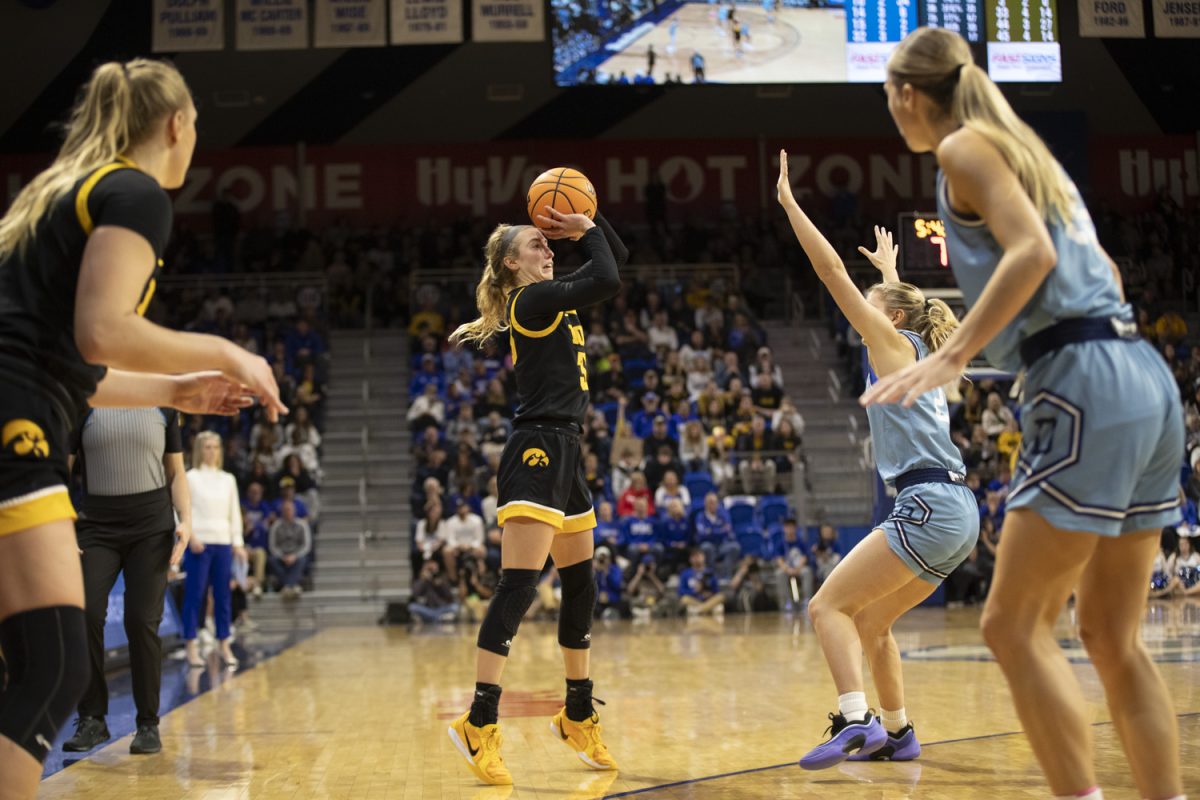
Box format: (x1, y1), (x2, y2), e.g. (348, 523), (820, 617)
(0, 59), (278, 798)
(447, 207), (625, 786)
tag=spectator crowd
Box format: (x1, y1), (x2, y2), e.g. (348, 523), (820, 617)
(405, 255), (832, 622)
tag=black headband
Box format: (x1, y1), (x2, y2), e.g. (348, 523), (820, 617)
(499, 224), (529, 255)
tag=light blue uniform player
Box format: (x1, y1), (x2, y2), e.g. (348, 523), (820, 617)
(870, 27), (1186, 799)
(778, 153), (979, 772)
(866, 329), (979, 583)
(938, 173), (1183, 536)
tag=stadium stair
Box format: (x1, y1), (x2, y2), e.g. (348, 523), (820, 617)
(282, 328), (413, 628)
(763, 319), (874, 526)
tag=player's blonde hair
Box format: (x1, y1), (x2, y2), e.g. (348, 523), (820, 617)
(449, 225), (530, 348)
(0, 59), (191, 258)
(870, 282), (959, 353)
(191, 431), (224, 470)
(888, 27), (1073, 223)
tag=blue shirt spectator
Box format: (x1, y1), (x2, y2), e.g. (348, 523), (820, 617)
(593, 501), (621, 549)
(241, 483), (273, 550)
(595, 557), (623, 605)
(620, 513), (658, 550)
(285, 319), (325, 362)
(631, 402), (663, 440)
(693, 495), (733, 545)
(410, 355), (446, 397)
(656, 504), (691, 550)
(679, 563), (719, 599)
(271, 488), (309, 520)
(814, 523), (841, 556)
(770, 523), (810, 566)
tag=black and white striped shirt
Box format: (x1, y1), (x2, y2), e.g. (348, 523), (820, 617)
(72, 408), (183, 497)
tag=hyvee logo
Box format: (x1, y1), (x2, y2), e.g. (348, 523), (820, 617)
(522, 448), (550, 468)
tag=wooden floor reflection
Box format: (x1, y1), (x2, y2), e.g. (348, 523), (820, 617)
(40, 601), (1200, 799)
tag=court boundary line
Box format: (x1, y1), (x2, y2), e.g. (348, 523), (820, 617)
(44, 627), (317, 780)
(602, 712), (1200, 798)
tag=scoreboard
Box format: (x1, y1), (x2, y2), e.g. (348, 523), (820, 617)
(986, 0), (1062, 81)
(845, 0), (918, 82)
(898, 212), (952, 273)
(922, 0), (984, 41)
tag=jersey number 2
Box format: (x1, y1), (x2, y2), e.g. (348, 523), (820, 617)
(576, 352), (589, 391)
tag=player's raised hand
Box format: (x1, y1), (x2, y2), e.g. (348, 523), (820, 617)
(776, 149), (797, 208)
(536, 205), (595, 241)
(858, 225), (900, 283)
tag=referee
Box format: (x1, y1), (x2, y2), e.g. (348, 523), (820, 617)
(63, 408), (191, 755)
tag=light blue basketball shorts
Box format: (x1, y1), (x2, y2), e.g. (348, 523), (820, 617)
(881, 481), (980, 585)
(1008, 338), (1183, 536)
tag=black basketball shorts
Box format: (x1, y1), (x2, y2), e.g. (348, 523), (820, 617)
(0, 382), (76, 537)
(496, 426), (596, 534)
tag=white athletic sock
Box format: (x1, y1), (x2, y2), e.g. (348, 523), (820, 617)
(1055, 788), (1103, 800)
(1148, 796), (1186, 800)
(837, 691), (868, 723)
(881, 707), (907, 733)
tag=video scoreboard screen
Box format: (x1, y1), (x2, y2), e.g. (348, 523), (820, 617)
(552, 0), (1062, 86)
(922, 0), (984, 41)
(986, 0), (1062, 81)
(846, 0), (918, 82)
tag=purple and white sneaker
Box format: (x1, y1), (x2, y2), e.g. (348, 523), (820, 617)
(847, 722), (921, 761)
(799, 712), (887, 770)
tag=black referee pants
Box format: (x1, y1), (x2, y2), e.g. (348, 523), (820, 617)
(77, 523), (174, 727)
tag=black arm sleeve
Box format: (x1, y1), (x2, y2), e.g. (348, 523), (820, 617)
(553, 213), (629, 287)
(88, 169), (173, 257)
(512, 222), (623, 325)
(162, 408), (183, 454)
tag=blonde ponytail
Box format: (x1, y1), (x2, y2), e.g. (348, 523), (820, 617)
(919, 297), (959, 352)
(888, 28), (1074, 223)
(448, 224), (529, 348)
(0, 59), (190, 258)
(869, 282), (961, 353)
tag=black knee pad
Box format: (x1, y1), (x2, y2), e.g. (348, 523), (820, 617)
(558, 560), (596, 649)
(477, 569), (540, 656)
(0, 606), (89, 762)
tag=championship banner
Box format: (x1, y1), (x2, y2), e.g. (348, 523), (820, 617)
(152, 0), (224, 52)
(471, 0), (544, 42)
(1152, 0), (1200, 36)
(1078, 0), (1146, 36)
(236, 0), (309, 50)
(314, 0), (387, 47)
(390, 0), (465, 44)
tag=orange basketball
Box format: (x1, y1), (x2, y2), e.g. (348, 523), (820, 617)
(526, 167), (598, 229)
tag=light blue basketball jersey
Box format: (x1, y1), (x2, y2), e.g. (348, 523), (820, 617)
(865, 330), (966, 484)
(937, 171), (1130, 372)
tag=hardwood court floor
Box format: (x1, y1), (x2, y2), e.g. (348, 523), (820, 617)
(39, 603), (1200, 799)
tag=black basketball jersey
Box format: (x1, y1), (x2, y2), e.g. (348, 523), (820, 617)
(0, 159), (171, 420)
(507, 295), (589, 426)
(505, 218), (627, 428)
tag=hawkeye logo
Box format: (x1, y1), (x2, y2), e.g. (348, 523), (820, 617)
(522, 448), (550, 468)
(2, 419), (49, 458)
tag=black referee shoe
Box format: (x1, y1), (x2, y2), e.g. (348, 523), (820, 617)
(130, 724), (162, 754)
(63, 716), (109, 752)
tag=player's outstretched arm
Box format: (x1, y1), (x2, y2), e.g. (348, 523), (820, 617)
(776, 149), (912, 376)
(517, 207), (622, 322)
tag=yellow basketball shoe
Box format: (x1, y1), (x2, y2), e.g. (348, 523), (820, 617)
(550, 707), (618, 770)
(448, 712), (513, 785)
